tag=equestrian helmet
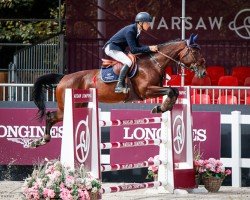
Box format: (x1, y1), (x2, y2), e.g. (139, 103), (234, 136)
(135, 12), (152, 22)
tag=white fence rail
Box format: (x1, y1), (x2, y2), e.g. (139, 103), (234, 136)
(221, 111), (250, 187)
(0, 84), (250, 104)
(0, 83), (56, 101)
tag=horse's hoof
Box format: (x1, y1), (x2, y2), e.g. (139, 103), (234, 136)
(151, 106), (162, 113)
(29, 137), (50, 148)
(44, 134), (51, 141)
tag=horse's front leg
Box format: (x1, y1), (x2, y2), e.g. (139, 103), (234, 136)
(146, 86), (179, 113)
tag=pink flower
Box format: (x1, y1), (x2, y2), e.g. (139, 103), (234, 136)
(23, 187), (40, 200)
(45, 165), (55, 174)
(78, 189), (90, 200)
(65, 175), (75, 188)
(43, 188), (55, 199)
(60, 187), (73, 200)
(225, 169), (232, 175)
(151, 165), (158, 173)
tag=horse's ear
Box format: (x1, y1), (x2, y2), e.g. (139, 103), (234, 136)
(193, 34), (198, 43)
(187, 33), (194, 46)
(188, 33), (198, 46)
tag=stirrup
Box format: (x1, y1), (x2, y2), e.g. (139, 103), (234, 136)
(115, 85), (129, 94)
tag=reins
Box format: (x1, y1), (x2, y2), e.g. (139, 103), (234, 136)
(156, 50), (186, 68)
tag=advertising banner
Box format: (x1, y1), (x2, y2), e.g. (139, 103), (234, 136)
(0, 108), (220, 165)
(0, 109), (62, 165)
(110, 110), (161, 164)
(110, 110), (221, 164)
(193, 112), (221, 159)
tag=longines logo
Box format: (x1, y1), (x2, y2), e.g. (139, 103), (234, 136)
(173, 111), (185, 155)
(229, 9), (250, 39)
(0, 125), (62, 148)
(75, 116), (90, 163)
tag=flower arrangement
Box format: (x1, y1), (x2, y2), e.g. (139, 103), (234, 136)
(194, 158), (231, 179)
(193, 145), (203, 176)
(146, 156), (159, 180)
(22, 159), (101, 200)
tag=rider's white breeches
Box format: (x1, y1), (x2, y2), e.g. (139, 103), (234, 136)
(104, 45), (132, 67)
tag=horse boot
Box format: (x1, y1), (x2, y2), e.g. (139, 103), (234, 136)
(115, 64), (129, 93)
(151, 95), (178, 113)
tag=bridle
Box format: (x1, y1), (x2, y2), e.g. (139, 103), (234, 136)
(150, 43), (201, 74)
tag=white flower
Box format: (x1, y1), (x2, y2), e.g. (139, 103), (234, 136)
(92, 187), (98, 193)
(35, 178), (43, 188)
(84, 178), (92, 190)
(65, 175), (75, 188)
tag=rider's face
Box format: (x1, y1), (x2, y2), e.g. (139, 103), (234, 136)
(143, 22), (151, 30)
(138, 22), (151, 31)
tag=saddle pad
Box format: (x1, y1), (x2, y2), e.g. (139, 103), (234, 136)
(100, 65), (138, 83)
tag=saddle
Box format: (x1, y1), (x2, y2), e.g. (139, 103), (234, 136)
(100, 53), (138, 83)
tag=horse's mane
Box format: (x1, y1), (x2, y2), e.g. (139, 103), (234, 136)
(157, 38), (183, 47)
(158, 38), (201, 50)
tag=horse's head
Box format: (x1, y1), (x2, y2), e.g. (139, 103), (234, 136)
(178, 34), (206, 78)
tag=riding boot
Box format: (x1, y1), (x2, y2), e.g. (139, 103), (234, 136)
(115, 64), (129, 93)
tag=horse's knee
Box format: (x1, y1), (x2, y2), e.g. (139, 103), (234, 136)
(46, 111), (51, 121)
(167, 87), (179, 98)
(172, 87), (179, 97)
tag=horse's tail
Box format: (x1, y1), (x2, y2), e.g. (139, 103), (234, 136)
(33, 73), (64, 120)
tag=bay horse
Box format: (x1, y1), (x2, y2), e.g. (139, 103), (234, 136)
(31, 34), (206, 147)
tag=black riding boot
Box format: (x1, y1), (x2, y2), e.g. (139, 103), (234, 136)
(115, 64), (129, 93)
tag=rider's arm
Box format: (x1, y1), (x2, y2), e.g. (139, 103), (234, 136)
(125, 30), (151, 54)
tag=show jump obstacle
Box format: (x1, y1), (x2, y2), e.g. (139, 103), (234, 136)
(60, 87), (195, 195)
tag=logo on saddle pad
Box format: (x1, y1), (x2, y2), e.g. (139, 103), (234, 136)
(100, 55), (138, 83)
(100, 64), (137, 83)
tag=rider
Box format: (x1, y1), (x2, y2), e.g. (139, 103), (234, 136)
(104, 12), (158, 93)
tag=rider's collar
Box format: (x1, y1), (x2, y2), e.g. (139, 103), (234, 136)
(137, 28), (141, 38)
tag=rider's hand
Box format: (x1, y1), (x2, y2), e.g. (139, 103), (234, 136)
(149, 45), (158, 52)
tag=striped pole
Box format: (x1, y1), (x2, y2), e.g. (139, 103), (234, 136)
(99, 116), (163, 127)
(100, 138), (167, 150)
(101, 159), (167, 172)
(99, 181), (167, 194)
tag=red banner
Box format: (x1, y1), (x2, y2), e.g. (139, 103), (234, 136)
(193, 112), (221, 159)
(110, 110), (161, 164)
(110, 110), (220, 164)
(0, 108), (220, 165)
(0, 109), (62, 165)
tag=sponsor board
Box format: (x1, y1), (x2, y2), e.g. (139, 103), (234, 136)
(0, 109), (62, 165)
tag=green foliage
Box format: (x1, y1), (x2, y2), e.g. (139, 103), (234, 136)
(0, 0), (65, 43)
(0, 0), (33, 9)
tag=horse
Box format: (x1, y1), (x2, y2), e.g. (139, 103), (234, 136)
(31, 34), (206, 148)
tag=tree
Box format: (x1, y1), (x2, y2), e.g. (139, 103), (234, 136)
(0, 0), (65, 43)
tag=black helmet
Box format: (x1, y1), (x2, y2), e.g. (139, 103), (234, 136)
(135, 12), (152, 22)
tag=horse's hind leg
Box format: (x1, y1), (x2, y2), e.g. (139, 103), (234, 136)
(151, 87), (179, 113)
(30, 110), (63, 148)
